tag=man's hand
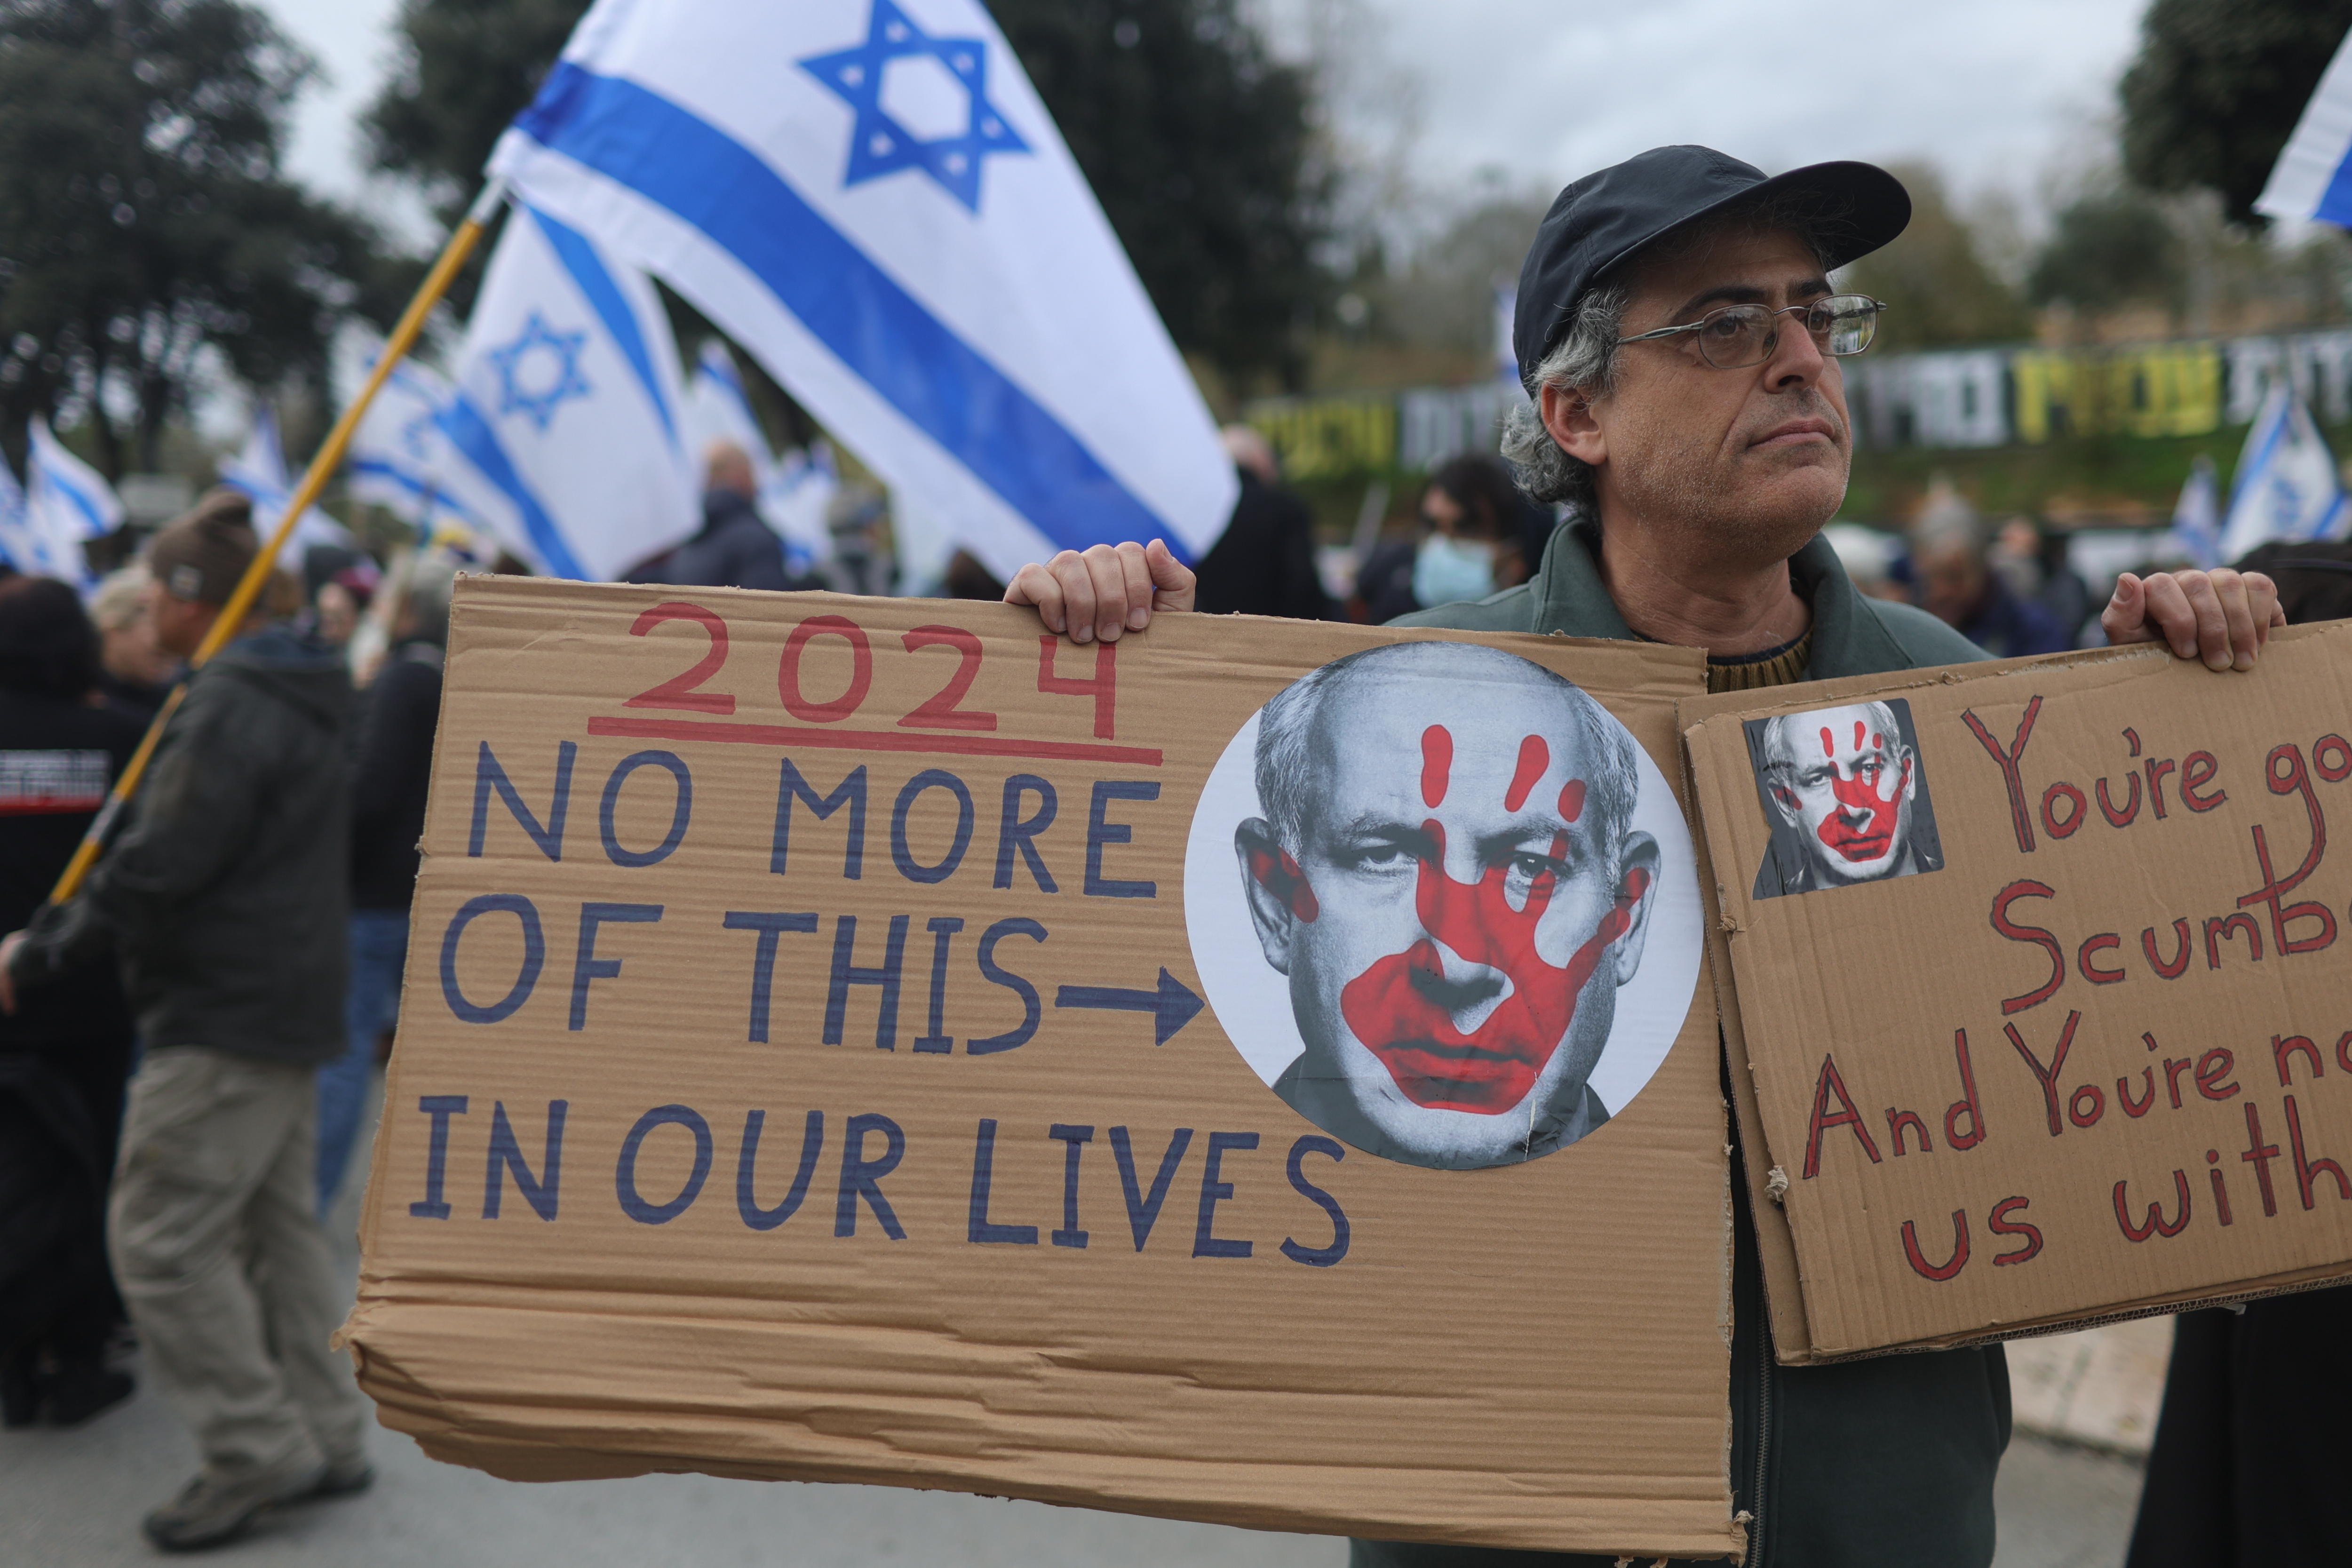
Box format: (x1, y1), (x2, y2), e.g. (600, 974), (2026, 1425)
(0, 931), (25, 1016)
(1004, 540), (1194, 644)
(2103, 568), (2284, 671)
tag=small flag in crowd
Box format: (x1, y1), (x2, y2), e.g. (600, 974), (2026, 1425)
(2169, 454), (2221, 570)
(2218, 384), (2348, 562)
(11, 418), (123, 587)
(219, 405), (356, 552)
(682, 340), (836, 571)
(2256, 27), (2352, 226)
(437, 203), (700, 581)
(345, 353), (495, 557)
(486, 0), (1236, 582)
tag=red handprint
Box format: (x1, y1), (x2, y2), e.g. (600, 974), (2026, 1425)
(1338, 724), (1647, 1114)
(1806, 721), (1909, 864)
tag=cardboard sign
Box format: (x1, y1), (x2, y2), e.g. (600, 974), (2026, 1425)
(1683, 625), (2352, 1358)
(340, 578), (1740, 1559)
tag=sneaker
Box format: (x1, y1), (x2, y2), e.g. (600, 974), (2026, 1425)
(308, 1456), (375, 1500)
(140, 1459), (325, 1552)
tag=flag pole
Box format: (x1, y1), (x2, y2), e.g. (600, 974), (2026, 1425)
(45, 177), (510, 907)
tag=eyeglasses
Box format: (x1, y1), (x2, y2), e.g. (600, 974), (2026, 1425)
(1616, 294), (1886, 369)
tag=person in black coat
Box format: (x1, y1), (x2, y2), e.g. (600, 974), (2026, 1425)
(2122, 536), (2352, 1568)
(1191, 425), (1334, 621)
(636, 441), (811, 592)
(0, 577), (145, 1429)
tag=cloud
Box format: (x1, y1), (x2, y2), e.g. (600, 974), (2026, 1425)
(1342, 0), (2143, 205)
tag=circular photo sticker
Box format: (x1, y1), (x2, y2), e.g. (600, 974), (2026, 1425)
(1182, 641), (1703, 1171)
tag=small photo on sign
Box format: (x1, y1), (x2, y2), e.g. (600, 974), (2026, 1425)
(1745, 697), (1944, 899)
(1182, 641), (1703, 1172)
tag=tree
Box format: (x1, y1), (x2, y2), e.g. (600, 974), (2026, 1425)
(2120, 0), (2352, 228)
(2028, 187), (2185, 315)
(361, 0), (588, 225)
(990, 0), (1328, 390)
(365, 0), (1330, 391)
(1838, 164), (2029, 350)
(0, 0), (387, 477)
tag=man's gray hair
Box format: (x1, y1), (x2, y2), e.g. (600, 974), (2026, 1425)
(1759, 700), (1904, 783)
(1255, 641), (1640, 872)
(1500, 198), (1842, 514)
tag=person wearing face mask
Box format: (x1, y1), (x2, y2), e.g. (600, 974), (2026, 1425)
(1357, 454), (1532, 623)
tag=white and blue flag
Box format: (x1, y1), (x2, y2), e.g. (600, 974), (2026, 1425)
(15, 418), (122, 587)
(438, 202), (700, 581)
(219, 405), (357, 552)
(683, 339), (836, 570)
(2218, 383), (2349, 561)
(486, 0), (1237, 582)
(345, 351), (495, 557)
(2257, 27), (2352, 226)
(2169, 454), (2221, 570)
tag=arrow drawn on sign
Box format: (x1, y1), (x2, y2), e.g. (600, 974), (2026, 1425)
(1053, 969), (1204, 1046)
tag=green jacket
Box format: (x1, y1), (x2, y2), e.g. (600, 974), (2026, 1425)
(1357, 523), (2008, 1568)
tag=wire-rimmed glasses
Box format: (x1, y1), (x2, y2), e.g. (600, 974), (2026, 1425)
(1617, 294), (1886, 369)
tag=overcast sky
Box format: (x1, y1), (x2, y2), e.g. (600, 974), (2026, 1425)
(260, 0), (2149, 247)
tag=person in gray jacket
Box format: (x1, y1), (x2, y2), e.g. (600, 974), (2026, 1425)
(1001, 147), (2281, 1568)
(0, 490), (372, 1551)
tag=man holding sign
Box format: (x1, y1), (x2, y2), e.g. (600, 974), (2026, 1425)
(1010, 145), (2281, 1567)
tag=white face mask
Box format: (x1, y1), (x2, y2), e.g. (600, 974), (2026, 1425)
(1413, 532), (1498, 607)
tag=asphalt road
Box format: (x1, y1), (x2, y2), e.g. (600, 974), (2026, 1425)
(1, 1068), (2148, 1567)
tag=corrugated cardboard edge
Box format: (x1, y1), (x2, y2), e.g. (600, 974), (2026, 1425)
(1674, 720), (1812, 1369)
(1676, 626), (2352, 1362)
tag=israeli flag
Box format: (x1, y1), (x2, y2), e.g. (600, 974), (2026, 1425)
(437, 202), (699, 581)
(2218, 384), (2349, 561)
(218, 406), (357, 552)
(345, 351), (496, 556)
(16, 418), (123, 587)
(682, 339), (836, 569)
(2257, 27), (2352, 226)
(486, 0), (1237, 582)
(2169, 454), (2221, 570)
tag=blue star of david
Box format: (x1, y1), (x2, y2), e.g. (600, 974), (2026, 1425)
(488, 312), (592, 431)
(398, 408), (440, 463)
(799, 0), (1031, 214)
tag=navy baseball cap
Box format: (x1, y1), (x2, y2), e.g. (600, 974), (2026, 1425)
(1512, 146), (1911, 391)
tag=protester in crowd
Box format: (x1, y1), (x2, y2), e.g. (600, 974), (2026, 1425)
(311, 575), (367, 651)
(1191, 424), (1333, 620)
(1003, 145), (2279, 1568)
(1819, 522), (1909, 603)
(815, 483), (895, 596)
(317, 559), (454, 1218)
(1356, 453), (1536, 624)
(938, 549), (1005, 601)
(1912, 509), (2072, 657)
(0, 579), (145, 1432)
(1991, 515), (2091, 644)
(88, 564), (177, 720)
(636, 439), (801, 591)
(0, 488), (372, 1550)
(2122, 532), (2352, 1568)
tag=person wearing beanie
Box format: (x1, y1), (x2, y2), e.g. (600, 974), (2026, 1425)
(0, 486), (372, 1549)
(1000, 147), (2281, 1568)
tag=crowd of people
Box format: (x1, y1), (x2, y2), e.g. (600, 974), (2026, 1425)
(0, 145), (2329, 1567)
(0, 491), (447, 1549)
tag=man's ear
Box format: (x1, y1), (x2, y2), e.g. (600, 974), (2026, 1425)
(1541, 381), (1607, 468)
(1764, 775), (1803, 829)
(1610, 830), (1662, 987)
(1896, 746), (1920, 804)
(1234, 818), (1303, 975)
